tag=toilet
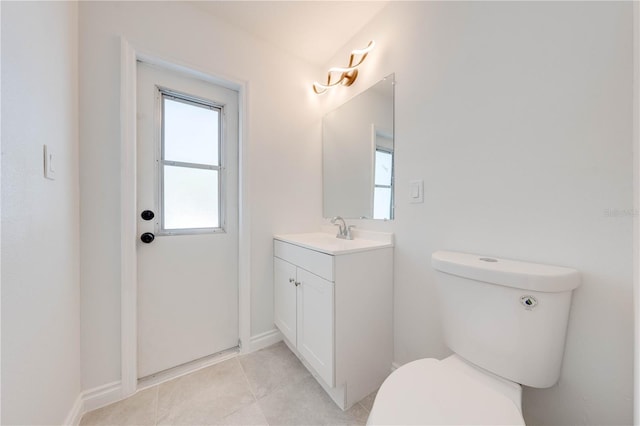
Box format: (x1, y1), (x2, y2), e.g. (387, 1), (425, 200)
(368, 250), (580, 425)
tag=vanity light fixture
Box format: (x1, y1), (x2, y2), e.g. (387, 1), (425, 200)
(312, 40), (375, 95)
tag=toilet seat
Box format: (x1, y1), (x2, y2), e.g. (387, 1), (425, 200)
(367, 355), (525, 425)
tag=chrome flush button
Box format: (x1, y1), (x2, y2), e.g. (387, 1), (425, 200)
(520, 295), (538, 310)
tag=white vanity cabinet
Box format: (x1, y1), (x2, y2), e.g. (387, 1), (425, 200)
(273, 232), (393, 410)
(274, 254), (334, 385)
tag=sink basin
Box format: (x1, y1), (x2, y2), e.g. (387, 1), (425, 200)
(274, 231), (393, 255)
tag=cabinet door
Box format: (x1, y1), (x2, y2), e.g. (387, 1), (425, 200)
(274, 257), (297, 345)
(297, 268), (334, 387)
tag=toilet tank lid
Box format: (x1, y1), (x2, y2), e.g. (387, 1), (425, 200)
(432, 250), (580, 293)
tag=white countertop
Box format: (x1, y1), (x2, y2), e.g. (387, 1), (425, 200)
(274, 229), (394, 256)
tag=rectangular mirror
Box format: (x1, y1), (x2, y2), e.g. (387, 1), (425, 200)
(322, 74), (395, 220)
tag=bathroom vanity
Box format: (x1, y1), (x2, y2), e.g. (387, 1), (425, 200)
(273, 230), (394, 410)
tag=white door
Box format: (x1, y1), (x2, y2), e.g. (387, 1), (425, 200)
(136, 62), (239, 378)
(297, 269), (334, 386)
(274, 257), (297, 344)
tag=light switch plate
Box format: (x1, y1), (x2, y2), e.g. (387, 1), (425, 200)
(409, 179), (424, 204)
(44, 145), (56, 180)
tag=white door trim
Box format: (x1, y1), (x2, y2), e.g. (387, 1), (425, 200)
(119, 37), (251, 398)
(634, 2), (640, 424)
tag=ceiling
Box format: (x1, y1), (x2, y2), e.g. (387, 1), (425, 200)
(190, 1), (389, 66)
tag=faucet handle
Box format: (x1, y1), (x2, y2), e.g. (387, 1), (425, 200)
(346, 225), (356, 240)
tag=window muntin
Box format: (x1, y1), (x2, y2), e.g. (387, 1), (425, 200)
(160, 90), (223, 234)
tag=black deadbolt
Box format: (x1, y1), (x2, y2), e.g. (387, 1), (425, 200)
(141, 210), (155, 221)
(140, 232), (155, 244)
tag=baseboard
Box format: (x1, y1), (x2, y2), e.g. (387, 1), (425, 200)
(63, 394), (84, 426)
(62, 381), (122, 426)
(249, 328), (282, 352)
(81, 380), (123, 414)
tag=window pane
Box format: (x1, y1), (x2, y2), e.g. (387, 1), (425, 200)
(164, 97), (219, 165)
(373, 187), (391, 220)
(163, 165), (219, 229)
(375, 150), (392, 186)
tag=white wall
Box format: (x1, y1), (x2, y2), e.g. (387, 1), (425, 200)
(79, 1), (323, 391)
(320, 2), (633, 424)
(1, 1), (81, 424)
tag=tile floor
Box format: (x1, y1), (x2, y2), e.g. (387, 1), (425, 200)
(80, 342), (378, 426)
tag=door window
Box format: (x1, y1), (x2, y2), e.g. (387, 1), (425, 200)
(159, 90), (224, 233)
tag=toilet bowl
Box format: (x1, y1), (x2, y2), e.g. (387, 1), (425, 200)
(367, 355), (524, 425)
(368, 250), (580, 425)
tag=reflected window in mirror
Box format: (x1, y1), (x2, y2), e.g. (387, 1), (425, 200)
(373, 147), (393, 220)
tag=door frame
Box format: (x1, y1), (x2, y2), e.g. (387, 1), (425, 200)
(119, 38), (251, 398)
(635, 2), (640, 424)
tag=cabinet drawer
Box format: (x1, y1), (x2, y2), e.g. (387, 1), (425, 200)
(274, 240), (334, 282)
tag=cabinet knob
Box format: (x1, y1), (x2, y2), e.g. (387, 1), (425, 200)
(289, 278), (295, 283)
(295, 281), (300, 286)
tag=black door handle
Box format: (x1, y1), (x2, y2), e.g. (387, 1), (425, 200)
(140, 232), (155, 244)
(141, 210), (155, 221)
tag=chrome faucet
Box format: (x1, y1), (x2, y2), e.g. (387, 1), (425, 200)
(331, 216), (355, 240)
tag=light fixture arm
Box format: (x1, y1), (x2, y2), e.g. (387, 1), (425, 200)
(313, 40), (375, 95)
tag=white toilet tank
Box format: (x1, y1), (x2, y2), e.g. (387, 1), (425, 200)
(432, 251), (580, 388)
